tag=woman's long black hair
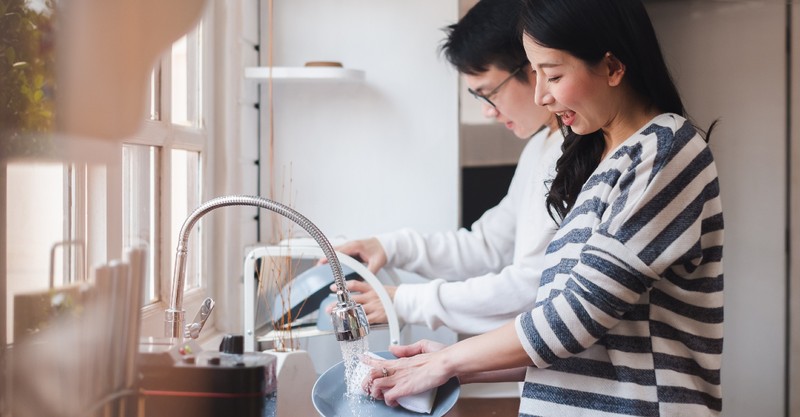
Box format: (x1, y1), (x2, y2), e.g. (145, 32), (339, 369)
(520, 0), (711, 221)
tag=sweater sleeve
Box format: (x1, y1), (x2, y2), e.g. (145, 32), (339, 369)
(382, 128), (560, 333)
(392, 261), (546, 334)
(375, 204), (516, 281)
(375, 159), (530, 280)
(375, 128), (553, 280)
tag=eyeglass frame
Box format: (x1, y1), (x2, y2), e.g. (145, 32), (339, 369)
(467, 64), (526, 109)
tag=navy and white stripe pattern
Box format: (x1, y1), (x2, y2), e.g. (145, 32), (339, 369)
(515, 114), (723, 416)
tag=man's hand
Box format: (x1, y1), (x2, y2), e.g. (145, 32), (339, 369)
(319, 237), (388, 274)
(326, 280), (397, 324)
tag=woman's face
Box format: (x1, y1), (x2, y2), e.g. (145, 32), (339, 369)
(522, 35), (617, 136)
(463, 65), (551, 139)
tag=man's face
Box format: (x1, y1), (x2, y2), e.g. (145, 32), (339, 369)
(463, 65), (552, 139)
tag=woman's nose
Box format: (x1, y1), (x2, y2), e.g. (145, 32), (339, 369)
(534, 78), (552, 107)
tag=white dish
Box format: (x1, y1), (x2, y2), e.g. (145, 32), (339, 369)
(312, 351), (460, 417)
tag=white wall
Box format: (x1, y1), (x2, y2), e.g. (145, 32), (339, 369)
(254, 0), (459, 242)
(647, 2), (787, 416)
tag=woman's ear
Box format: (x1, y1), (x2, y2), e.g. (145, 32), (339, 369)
(604, 52), (626, 87)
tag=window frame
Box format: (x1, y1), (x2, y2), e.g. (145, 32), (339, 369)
(129, 13), (213, 337)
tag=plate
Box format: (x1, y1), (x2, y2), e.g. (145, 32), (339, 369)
(312, 351), (460, 417)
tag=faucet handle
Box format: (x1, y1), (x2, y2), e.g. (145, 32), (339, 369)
(184, 297), (215, 339)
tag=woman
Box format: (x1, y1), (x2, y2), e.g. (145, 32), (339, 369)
(363, 0), (724, 415)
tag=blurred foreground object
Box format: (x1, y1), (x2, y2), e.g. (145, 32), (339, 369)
(11, 248), (146, 417)
(57, 0), (208, 139)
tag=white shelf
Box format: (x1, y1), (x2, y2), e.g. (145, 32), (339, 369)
(244, 66), (365, 82)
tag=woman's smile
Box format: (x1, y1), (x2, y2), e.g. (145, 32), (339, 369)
(556, 111), (576, 127)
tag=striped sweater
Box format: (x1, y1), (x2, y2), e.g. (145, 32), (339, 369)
(515, 113), (723, 417)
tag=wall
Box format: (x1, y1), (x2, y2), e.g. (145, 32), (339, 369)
(252, 0), (459, 242)
(231, 0), (460, 372)
(646, 1), (788, 416)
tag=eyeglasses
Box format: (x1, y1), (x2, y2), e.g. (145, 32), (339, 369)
(467, 65), (525, 109)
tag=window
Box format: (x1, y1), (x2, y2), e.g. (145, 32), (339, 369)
(122, 144), (160, 303)
(170, 25), (204, 128)
(6, 163), (71, 343)
(130, 17), (210, 337)
(3, 0), (212, 346)
(169, 148), (203, 292)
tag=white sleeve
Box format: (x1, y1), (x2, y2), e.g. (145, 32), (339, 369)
(385, 128), (562, 333)
(375, 137), (533, 280)
(375, 200), (516, 281)
(392, 260), (545, 334)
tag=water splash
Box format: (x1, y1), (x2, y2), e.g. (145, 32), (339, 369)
(340, 339), (381, 417)
(339, 338), (371, 397)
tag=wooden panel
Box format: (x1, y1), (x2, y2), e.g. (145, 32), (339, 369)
(446, 397), (520, 417)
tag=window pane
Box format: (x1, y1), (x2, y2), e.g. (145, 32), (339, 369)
(149, 67), (161, 121)
(171, 23), (202, 127)
(170, 149), (202, 290)
(122, 144), (160, 305)
(6, 162), (67, 343)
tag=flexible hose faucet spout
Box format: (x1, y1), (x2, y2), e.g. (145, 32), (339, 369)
(164, 195), (369, 343)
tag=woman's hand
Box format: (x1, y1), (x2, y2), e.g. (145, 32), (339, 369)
(361, 348), (453, 407)
(326, 281), (396, 324)
(387, 339), (525, 385)
(362, 323), (532, 406)
(389, 339), (447, 358)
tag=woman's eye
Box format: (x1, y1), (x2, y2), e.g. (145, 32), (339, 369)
(547, 76), (561, 83)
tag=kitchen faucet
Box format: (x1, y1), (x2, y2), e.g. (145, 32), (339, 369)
(164, 195), (370, 344)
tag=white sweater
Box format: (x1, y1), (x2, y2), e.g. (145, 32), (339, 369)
(376, 127), (563, 334)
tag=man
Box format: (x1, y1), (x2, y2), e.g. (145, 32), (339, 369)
(331, 0), (562, 335)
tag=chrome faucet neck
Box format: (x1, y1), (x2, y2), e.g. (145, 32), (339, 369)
(165, 195), (369, 343)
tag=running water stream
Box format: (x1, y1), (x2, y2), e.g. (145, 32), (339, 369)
(339, 338), (373, 417)
(340, 338), (371, 397)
